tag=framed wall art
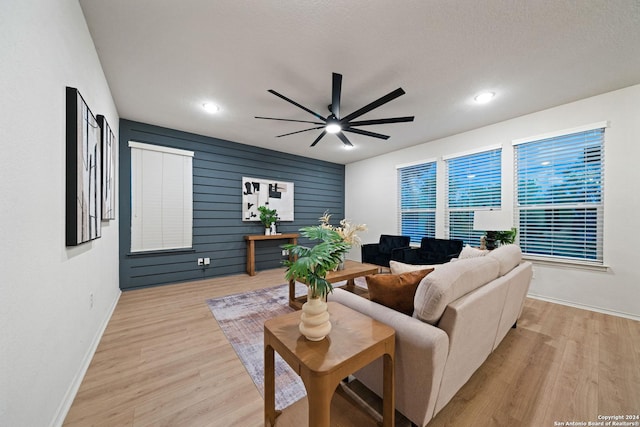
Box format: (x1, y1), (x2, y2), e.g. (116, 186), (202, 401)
(65, 86), (101, 246)
(97, 115), (115, 220)
(242, 177), (294, 221)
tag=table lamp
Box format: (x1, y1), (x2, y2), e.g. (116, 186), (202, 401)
(473, 210), (513, 250)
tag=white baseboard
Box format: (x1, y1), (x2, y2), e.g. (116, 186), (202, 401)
(50, 290), (122, 427)
(527, 293), (640, 322)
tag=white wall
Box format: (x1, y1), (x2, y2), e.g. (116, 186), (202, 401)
(0, 1), (120, 426)
(346, 84), (640, 319)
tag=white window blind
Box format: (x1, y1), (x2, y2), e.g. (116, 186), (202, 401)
(129, 141), (194, 252)
(397, 161), (436, 244)
(514, 127), (604, 263)
(445, 148), (502, 245)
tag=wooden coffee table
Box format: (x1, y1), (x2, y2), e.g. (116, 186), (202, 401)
(264, 302), (395, 427)
(288, 260), (379, 309)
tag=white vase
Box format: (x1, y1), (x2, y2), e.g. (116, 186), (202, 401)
(271, 223), (277, 235)
(265, 227), (271, 236)
(299, 289), (331, 341)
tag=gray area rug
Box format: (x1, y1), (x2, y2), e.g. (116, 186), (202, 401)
(206, 283), (308, 410)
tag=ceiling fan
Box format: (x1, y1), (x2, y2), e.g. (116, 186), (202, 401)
(255, 72), (414, 147)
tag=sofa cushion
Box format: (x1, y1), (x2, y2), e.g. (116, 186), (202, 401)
(487, 244), (522, 276)
(414, 257), (500, 325)
(458, 244), (489, 259)
(366, 269), (434, 315)
(390, 260), (440, 275)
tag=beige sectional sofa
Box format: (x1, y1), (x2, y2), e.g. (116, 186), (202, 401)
(330, 244), (532, 427)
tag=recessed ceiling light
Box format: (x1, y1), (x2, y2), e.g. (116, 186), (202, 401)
(202, 102), (221, 114)
(474, 91), (495, 104)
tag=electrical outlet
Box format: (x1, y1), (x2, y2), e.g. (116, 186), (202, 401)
(204, 257), (210, 266)
(282, 249), (289, 256)
(89, 292), (94, 309)
(198, 258), (204, 266)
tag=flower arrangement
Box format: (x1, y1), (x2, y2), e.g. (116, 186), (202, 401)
(282, 211), (367, 299)
(318, 211), (367, 246)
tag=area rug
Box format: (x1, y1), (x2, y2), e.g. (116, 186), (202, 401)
(206, 283), (308, 410)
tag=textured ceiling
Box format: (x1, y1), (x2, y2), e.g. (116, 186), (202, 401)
(79, 0), (640, 164)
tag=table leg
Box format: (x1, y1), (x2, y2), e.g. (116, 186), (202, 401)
(344, 278), (355, 292)
(382, 352), (395, 427)
(264, 343), (277, 426)
(247, 240), (255, 276)
(306, 375), (333, 427)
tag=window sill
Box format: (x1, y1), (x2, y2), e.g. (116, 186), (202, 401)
(523, 255), (609, 272)
(127, 248), (195, 257)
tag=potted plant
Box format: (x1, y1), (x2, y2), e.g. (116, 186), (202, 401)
(283, 225), (350, 341)
(257, 205), (278, 235)
(282, 212), (366, 341)
(494, 227), (518, 246)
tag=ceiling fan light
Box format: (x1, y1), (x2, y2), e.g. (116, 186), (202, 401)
(325, 123), (341, 134)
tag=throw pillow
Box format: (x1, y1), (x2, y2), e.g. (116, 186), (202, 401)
(458, 244), (489, 259)
(390, 260), (438, 275)
(366, 269), (434, 315)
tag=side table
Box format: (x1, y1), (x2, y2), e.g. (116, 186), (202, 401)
(264, 302), (395, 427)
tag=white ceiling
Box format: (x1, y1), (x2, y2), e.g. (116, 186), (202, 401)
(79, 0), (640, 165)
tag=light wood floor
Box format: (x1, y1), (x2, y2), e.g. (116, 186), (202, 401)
(64, 268), (640, 427)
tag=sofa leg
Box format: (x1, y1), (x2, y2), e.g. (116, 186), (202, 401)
(512, 321), (517, 329)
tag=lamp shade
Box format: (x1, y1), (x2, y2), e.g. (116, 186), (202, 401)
(473, 210), (513, 231)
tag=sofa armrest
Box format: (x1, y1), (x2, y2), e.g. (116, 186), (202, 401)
(390, 246), (412, 262)
(329, 288), (449, 426)
(393, 247), (421, 264)
(361, 243), (380, 260)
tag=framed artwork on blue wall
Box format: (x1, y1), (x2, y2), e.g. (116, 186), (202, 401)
(242, 177), (294, 221)
(65, 86), (101, 246)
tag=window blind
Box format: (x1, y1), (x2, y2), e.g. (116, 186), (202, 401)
(445, 148), (502, 246)
(129, 141), (194, 252)
(397, 161), (437, 244)
(514, 127), (604, 262)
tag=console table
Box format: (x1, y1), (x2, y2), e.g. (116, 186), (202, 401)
(244, 233), (298, 276)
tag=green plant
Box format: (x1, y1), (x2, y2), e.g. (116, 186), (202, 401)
(282, 225), (351, 299)
(257, 205), (277, 228)
(494, 227), (517, 245)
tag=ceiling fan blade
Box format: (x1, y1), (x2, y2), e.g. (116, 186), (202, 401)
(267, 90), (326, 122)
(336, 131), (353, 147)
(331, 73), (342, 119)
(343, 127), (390, 140)
(348, 116), (415, 126)
(255, 116), (324, 125)
(341, 88), (406, 122)
(276, 126), (324, 138)
(310, 130), (327, 147)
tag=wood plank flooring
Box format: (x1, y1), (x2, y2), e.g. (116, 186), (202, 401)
(64, 268), (640, 427)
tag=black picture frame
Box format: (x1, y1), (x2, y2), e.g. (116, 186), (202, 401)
(66, 86), (101, 246)
(97, 115), (115, 220)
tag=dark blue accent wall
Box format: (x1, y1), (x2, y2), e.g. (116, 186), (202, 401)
(118, 119), (345, 290)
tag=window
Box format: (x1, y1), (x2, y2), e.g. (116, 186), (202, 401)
(397, 160), (436, 244)
(445, 147), (502, 246)
(129, 141), (194, 252)
(514, 123), (605, 263)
